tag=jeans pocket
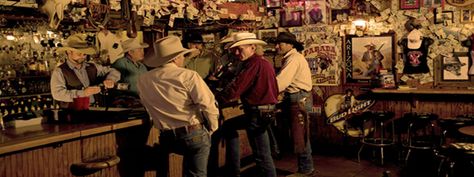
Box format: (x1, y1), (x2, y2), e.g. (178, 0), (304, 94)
(183, 130), (210, 149)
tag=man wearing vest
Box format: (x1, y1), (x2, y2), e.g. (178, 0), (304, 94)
(50, 33), (120, 109)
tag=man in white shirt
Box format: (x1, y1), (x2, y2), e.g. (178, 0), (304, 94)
(137, 36), (219, 177)
(274, 32), (315, 177)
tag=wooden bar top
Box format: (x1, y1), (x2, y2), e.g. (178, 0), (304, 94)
(0, 118), (145, 155)
(459, 125), (474, 137)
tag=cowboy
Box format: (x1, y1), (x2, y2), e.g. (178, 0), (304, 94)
(50, 33), (120, 109)
(137, 36), (219, 177)
(362, 43), (384, 77)
(111, 37), (149, 96)
(273, 32), (315, 177)
(182, 32), (219, 81)
(217, 32), (278, 177)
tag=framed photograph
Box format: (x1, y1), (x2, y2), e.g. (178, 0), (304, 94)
(330, 9), (350, 24)
(258, 29), (278, 52)
(280, 10), (303, 27)
(435, 53), (474, 88)
(460, 9), (472, 23)
(351, 0), (380, 16)
(304, 0), (329, 24)
(400, 0), (420, 10)
(265, 0), (281, 8)
(434, 9), (454, 24)
(344, 33), (396, 84)
(423, 0), (444, 8)
(167, 30), (183, 40)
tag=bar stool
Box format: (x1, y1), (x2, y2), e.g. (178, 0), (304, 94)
(357, 111), (395, 165)
(403, 113), (439, 166)
(435, 115), (474, 177)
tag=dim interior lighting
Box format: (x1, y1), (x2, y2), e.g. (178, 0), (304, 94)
(6, 35), (15, 41)
(353, 19), (367, 30)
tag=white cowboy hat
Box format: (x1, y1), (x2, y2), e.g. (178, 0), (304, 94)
(56, 33), (96, 55)
(121, 38), (149, 54)
(220, 32), (247, 49)
(407, 29), (423, 49)
(143, 36), (196, 67)
(228, 32), (267, 49)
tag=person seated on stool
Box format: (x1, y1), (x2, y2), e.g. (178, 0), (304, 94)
(216, 32), (278, 177)
(273, 32), (315, 177)
(137, 36), (219, 177)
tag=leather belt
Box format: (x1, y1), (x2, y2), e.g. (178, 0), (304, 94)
(161, 124), (203, 137)
(249, 104), (275, 110)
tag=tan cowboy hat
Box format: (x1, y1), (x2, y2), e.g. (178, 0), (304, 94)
(121, 38), (149, 54)
(364, 43), (376, 49)
(56, 33), (96, 55)
(407, 29), (423, 49)
(228, 32), (267, 49)
(143, 36), (196, 67)
(220, 32), (248, 49)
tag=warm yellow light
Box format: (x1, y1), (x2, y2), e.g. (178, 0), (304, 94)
(6, 35), (15, 41)
(353, 19), (367, 28)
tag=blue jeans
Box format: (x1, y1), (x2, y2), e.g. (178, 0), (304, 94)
(159, 128), (211, 177)
(284, 91), (315, 174)
(222, 108), (277, 177)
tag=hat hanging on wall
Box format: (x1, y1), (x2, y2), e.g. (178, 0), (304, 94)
(407, 29), (423, 49)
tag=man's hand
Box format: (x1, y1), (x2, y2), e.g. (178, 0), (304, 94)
(103, 80), (115, 89)
(84, 86), (101, 96)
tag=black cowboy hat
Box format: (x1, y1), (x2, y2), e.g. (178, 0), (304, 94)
(271, 32), (304, 51)
(183, 32), (204, 43)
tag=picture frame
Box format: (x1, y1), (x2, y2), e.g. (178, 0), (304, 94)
(330, 9), (350, 24)
(304, 0), (329, 24)
(460, 9), (472, 23)
(400, 0), (421, 10)
(423, 0), (444, 8)
(434, 53), (474, 88)
(344, 33), (396, 84)
(434, 9), (454, 24)
(280, 10), (303, 27)
(265, 0), (281, 8)
(351, 0), (381, 16)
(258, 29), (278, 52)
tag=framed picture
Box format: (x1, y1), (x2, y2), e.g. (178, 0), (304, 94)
(265, 0), (281, 8)
(351, 0), (380, 16)
(304, 0), (329, 24)
(460, 9), (472, 23)
(280, 10), (303, 27)
(344, 33), (396, 84)
(434, 9), (454, 24)
(258, 29), (278, 52)
(167, 30), (183, 39)
(400, 0), (420, 10)
(435, 53), (474, 88)
(423, 0), (444, 8)
(330, 9), (350, 24)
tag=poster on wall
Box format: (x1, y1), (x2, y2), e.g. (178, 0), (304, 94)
(304, 0), (329, 24)
(303, 43), (340, 86)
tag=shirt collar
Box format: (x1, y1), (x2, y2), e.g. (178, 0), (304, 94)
(66, 59), (89, 70)
(283, 48), (298, 58)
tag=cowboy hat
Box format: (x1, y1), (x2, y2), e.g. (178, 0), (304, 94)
(143, 36), (197, 67)
(364, 43), (376, 49)
(407, 29), (423, 49)
(228, 32), (267, 49)
(56, 33), (96, 55)
(121, 38), (149, 54)
(220, 32), (248, 49)
(272, 32), (304, 51)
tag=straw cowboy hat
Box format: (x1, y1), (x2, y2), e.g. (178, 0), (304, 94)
(121, 38), (149, 54)
(56, 33), (96, 55)
(272, 32), (304, 51)
(228, 32), (267, 49)
(220, 32), (247, 49)
(364, 43), (376, 49)
(143, 36), (196, 67)
(407, 29), (423, 49)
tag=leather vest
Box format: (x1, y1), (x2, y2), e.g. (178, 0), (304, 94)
(58, 62), (99, 109)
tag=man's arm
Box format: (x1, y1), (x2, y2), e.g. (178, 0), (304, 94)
(187, 73), (219, 132)
(95, 64), (121, 88)
(276, 55), (299, 92)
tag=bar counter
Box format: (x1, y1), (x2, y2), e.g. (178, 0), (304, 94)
(0, 118), (144, 155)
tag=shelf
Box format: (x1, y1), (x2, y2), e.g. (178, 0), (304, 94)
(0, 93), (51, 99)
(371, 88), (474, 95)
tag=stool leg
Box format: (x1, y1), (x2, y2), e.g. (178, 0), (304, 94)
(380, 122), (384, 165)
(381, 146), (384, 165)
(437, 158), (445, 177)
(358, 144), (365, 163)
(405, 149), (411, 166)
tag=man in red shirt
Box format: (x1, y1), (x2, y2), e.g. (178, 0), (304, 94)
(217, 32), (279, 177)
